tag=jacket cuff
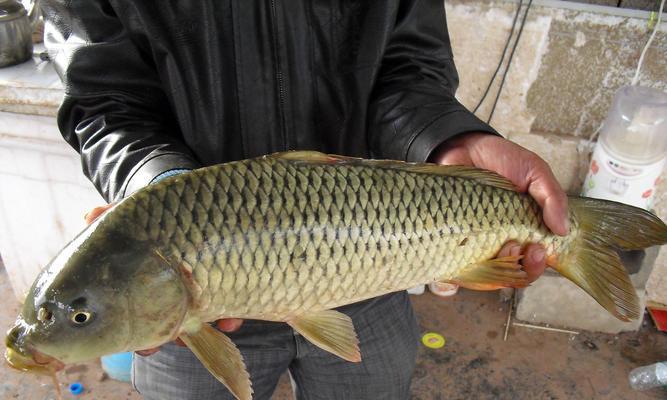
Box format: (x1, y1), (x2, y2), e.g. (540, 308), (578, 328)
(406, 111), (500, 162)
(150, 168), (192, 184)
(121, 153), (199, 199)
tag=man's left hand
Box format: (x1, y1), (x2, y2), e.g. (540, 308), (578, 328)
(429, 132), (569, 283)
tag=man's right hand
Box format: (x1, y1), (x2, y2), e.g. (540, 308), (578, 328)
(84, 204), (244, 356)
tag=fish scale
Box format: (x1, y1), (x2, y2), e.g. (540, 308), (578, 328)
(9, 152), (666, 400)
(113, 155), (552, 321)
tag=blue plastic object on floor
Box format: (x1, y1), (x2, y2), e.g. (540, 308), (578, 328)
(69, 382), (83, 395)
(100, 352), (132, 382)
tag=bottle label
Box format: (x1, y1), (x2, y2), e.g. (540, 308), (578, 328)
(582, 144), (665, 210)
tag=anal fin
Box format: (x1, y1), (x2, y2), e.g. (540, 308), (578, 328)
(449, 255), (528, 290)
(180, 324), (252, 400)
(287, 309), (361, 362)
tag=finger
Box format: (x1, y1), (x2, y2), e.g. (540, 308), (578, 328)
(521, 243), (547, 283)
(525, 159), (569, 236)
(497, 241), (521, 258)
(542, 193), (569, 237)
(136, 348), (160, 357)
(84, 204), (115, 225)
(216, 318), (243, 332)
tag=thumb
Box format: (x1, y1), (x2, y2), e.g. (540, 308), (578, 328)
(216, 319), (243, 332)
(524, 165), (569, 236)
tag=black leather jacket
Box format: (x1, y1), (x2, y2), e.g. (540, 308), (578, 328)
(43, 0), (496, 202)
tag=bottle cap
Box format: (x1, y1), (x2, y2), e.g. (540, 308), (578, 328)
(69, 382), (84, 395)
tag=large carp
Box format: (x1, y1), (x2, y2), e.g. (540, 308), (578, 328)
(6, 151), (667, 399)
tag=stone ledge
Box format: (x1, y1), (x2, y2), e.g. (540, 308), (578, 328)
(516, 275), (646, 334)
(0, 45), (63, 118)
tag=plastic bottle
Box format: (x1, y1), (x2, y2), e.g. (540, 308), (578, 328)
(582, 86), (667, 210)
(628, 361), (667, 391)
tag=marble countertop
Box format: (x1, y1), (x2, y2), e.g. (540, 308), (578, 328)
(0, 44), (64, 117)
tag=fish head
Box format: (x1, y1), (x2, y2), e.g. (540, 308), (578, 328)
(5, 225), (189, 372)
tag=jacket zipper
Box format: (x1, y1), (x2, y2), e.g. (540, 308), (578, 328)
(270, 0), (288, 150)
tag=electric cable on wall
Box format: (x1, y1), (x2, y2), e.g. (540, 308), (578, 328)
(631, 0), (665, 86)
(486, 0), (533, 124)
(472, 0), (534, 124)
(472, 0), (523, 114)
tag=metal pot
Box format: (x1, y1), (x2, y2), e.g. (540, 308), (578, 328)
(20, 0), (40, 29)
(0, 0), (33, 67)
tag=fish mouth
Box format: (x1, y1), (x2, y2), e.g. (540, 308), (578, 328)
(5, 324), (65, 375)
(5, 346), (65, 375)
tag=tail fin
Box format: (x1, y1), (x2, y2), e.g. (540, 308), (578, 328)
(551, 197), (667, 321)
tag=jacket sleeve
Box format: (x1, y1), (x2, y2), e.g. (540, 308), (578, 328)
(368, 0), (499, 163)
(42, 0), (200, 202)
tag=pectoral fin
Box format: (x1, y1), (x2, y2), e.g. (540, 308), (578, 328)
(287, 310), (361, 362)
(449, 255), (528, 290)
(179, 324), (252, 400)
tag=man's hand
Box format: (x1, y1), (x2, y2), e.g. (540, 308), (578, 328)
(84, 203), (243, 356)
(429, 132), (569, 283)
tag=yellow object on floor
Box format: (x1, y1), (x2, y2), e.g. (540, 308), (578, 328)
(422, 333), (446, 349)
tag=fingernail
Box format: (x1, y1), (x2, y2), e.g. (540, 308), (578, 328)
(510, 245), (521, 257)
(532, 248), (546, 263)
(563, 218), (570, 233)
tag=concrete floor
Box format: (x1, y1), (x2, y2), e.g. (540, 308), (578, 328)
(1, 262), (665, 399)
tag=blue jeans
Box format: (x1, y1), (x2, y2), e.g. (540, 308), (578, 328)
(132, 292), (420, 399)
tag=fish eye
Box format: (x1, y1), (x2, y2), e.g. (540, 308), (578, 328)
(37, 306), (53, 323)
(70, 311), (93, 325)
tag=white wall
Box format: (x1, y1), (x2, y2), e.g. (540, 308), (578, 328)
(0, 112), (104, 300)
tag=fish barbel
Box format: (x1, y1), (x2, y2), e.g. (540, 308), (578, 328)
(6, 151), (667, 399)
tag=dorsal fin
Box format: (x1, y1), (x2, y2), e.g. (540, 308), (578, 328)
(267, 151), (516, 191)
(267, 151), (351, 163)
